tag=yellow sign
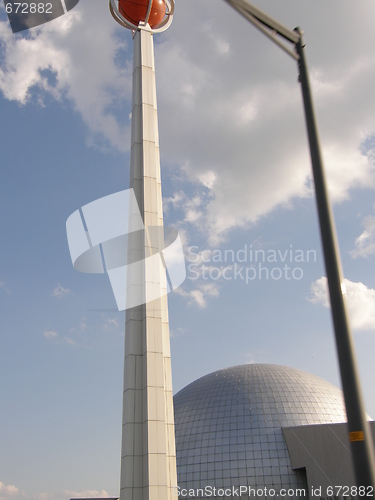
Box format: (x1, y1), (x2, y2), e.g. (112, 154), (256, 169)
(349, 431), (364, 442)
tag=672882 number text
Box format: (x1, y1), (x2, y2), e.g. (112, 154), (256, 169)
(5, 3), (53, 14)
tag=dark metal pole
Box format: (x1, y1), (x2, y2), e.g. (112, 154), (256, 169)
(295, 27), (375, 491)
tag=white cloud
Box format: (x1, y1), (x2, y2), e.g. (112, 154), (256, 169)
(2, 0), (375, 244)
(70, 317), (88, 334)
(33, 493), (48, 500)
(62, 491), (110, 499)
(32, 490), (111, 500)
(308, 277), (330, 308)
(163, 189), (212, 236)
(351, 210), (375, 258)
(175, 282), (219, 308)
(43, 330), (58, 339)
(320, 143), (373, 203)
(170, 326), (187, 338)
(308, 277), (375, 331)
(0, 481), (27, 500)
(198, 171), (216, 190)
(0, 16), (70, 103)
(200, 20), (230, 57)
(0, 0), (132, 151)
(52, 284), (71, 298)
(0, 482), (25, 500)
(102, 317), (119, 331)
(0, 485), (111, 500)
(174, 287), (206, 308)
(155, 1), (375, 243)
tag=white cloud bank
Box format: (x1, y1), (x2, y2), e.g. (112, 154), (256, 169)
(308, 277), (375, 331)
(175, 282), (219, 308)
(351, 208), (375, 259)
(0, 483), (111, 500)
(43, 330), (58, 338)
(0, 482), (25, 500)
(1, 0), (375, 243)
(61, 490), (110, 499)
(5, 488), (110, 500)
(155, 1), (375, 242)
(0, 1), (131, 151)
(52, 284), (71, 298)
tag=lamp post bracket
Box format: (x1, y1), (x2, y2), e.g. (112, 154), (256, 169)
(225, 0), (299, 43)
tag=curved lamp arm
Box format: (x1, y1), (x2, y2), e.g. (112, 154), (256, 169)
(223, 0), (299, 60)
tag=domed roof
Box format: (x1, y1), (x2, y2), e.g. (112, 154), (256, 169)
(173, 364), (347, 497)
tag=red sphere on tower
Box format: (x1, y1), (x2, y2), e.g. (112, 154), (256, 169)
(118, 0), (166, 29)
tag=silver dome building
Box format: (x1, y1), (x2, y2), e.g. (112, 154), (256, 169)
(173, 364), (349, 499)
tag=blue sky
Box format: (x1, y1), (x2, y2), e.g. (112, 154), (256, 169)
(1, 0), (375, 498)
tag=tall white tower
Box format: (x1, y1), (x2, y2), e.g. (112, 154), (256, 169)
(109, 2), (177, 500)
